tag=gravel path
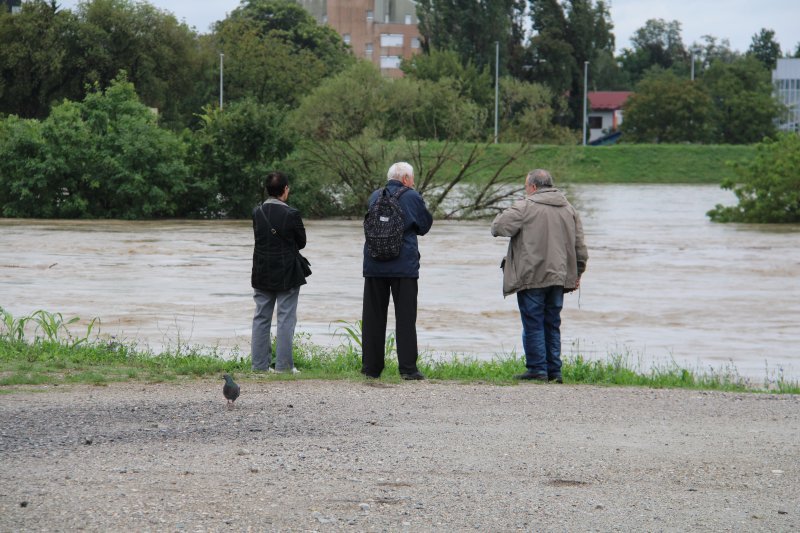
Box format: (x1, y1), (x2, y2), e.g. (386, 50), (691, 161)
(1, 379), (798, 531)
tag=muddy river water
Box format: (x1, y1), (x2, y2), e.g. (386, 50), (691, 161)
(2, 184), (799, 380)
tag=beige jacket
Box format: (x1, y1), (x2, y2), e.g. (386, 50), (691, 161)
(491, 188), (588, 297)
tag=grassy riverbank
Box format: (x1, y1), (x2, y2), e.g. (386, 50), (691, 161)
(2, 309), (794, 393)
(423, 143), (755, 184)
(1, 335), (796, 394)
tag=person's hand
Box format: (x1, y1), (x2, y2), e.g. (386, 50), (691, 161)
(575, 276), (581, 289)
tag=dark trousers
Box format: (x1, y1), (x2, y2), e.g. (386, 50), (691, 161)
(361, 277), (419, 377)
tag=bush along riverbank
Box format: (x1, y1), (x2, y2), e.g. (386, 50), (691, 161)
(0, 310), (796, 394)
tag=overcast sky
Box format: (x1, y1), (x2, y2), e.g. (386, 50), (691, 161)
(56, 0), (800, 55)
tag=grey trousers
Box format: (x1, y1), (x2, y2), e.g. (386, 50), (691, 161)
(251, 287), (300, 371)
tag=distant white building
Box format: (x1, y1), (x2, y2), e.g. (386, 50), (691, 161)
(4, 0), (22, 14)
(587, 92), (632, 142)
(773, 58), (800, 133)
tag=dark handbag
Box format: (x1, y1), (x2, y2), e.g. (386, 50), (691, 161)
(258, 204), (312, 278)
(298, 253), (312, 276)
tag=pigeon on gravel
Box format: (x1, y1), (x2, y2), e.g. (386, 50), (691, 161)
(222, 374), (240, 409)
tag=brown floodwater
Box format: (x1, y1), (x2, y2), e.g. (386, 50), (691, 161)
(1, 185), (798, 380)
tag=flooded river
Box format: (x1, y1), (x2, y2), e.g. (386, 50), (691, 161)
(2, 184), (799, 380)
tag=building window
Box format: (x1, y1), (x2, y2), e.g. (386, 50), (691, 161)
(365, 43), (373, 57)
(380, 34), (404, 47)
(405, 14), (412, 25)
(380, 55), (402, 69)
(366, 10), (373, 22)
(588, 116), (603, 129)
(343, 34), (351, 45)
(411, 37), (420, 49)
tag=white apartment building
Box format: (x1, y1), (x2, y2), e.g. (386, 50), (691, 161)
(773, 58), (800, 133)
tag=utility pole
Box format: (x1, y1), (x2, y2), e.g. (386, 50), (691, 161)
(582, 61), (588, 146)
(494, 41), (499, 144)
(219, 53), (224, 110)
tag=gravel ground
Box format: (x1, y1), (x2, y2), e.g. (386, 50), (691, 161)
(1, 378), (798, 532)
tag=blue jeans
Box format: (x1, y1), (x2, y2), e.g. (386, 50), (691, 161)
(516, 286), (564, 377)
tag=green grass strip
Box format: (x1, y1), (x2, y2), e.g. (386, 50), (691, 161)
(0, 336), (796, 394)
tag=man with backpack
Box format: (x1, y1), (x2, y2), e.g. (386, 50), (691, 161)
(361, 162), (433, 380)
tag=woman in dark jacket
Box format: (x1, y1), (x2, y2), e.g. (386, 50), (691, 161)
(251, 171), (307, 373)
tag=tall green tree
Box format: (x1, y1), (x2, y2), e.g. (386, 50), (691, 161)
(290, 60), (485, 142)
(497, 77), (575, 143)
(213, 0), (353, 109)
(191, 98), (294, 218)
(747, 28), (781, 70)
(619, 19), (688, 84)
(72, 0), (207, 129)
(214, 17), (328, 108)
(527, 0), (574, 95)
(222, 0), (352, 75)
(564, 0), (615, 129)
(702, 56), (780, 144)
(0, 0), (80, 119)
(621, 69), (714, 143)
(526, 0), (616, 128)
(689, 35), (739, 73)
(416, 0), (523, 73)
(400, 49), (493, 108)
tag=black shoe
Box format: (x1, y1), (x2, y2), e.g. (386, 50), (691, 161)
(514, 371), (548, 381)
(400, 371), (425, 381)
(549, 374), (563, 384)
(361, 369), (381, 379)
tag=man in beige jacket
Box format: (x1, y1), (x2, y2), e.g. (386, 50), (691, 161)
(491, 169), (588, 382)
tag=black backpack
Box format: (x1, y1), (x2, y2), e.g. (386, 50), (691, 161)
(364, 186), (410, 261)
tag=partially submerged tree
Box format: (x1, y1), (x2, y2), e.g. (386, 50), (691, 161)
(708, 134), (800, 223)
(0, 75), (191, 218)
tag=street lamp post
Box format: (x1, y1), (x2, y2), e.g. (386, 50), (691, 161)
(219, 53), (224, 109)
(582, 61), (588, 146)
(494, 41), (499, 144)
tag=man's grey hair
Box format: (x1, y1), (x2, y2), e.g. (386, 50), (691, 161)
(387, 162), (414, 182)
(526, 169), (554, 188)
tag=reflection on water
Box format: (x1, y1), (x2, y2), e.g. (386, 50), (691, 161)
(1, 184), (799, 379)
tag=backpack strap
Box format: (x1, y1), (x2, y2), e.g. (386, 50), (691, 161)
(391, 186), (410, 199)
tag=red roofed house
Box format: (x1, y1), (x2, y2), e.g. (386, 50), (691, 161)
(587, 91), (632, 142)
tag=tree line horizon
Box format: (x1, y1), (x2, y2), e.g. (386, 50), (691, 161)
(1, 0), (797, 222)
